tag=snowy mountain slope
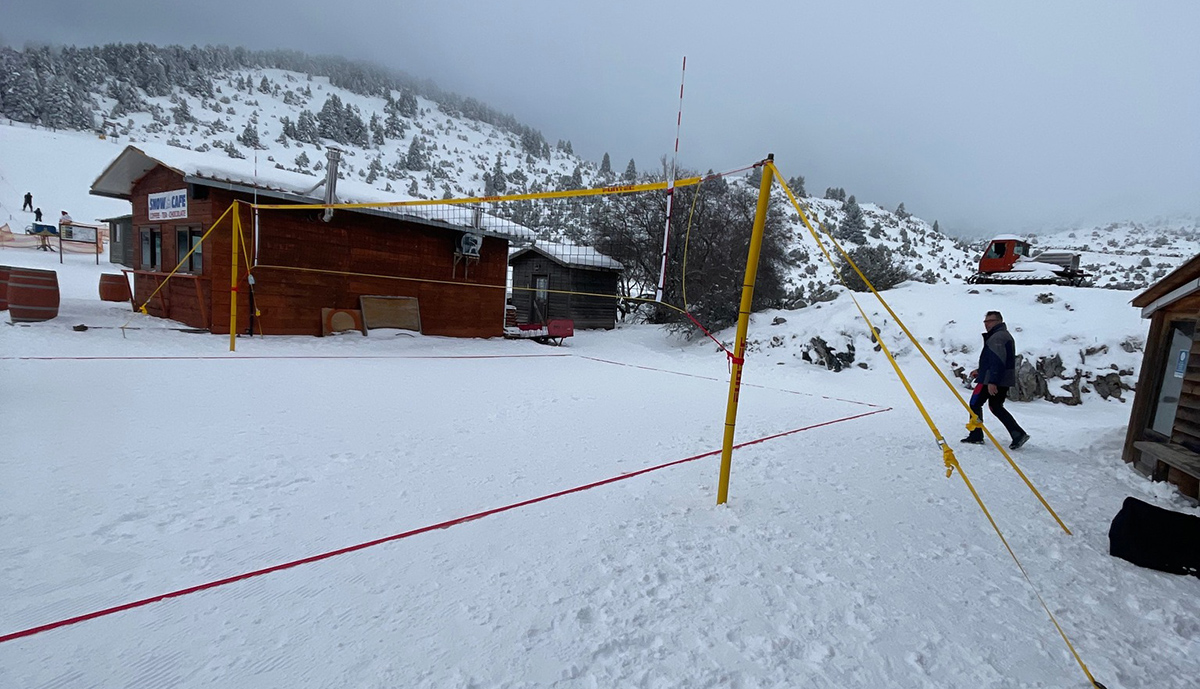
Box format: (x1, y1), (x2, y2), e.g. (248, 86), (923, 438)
(1, 42), (1194, 304)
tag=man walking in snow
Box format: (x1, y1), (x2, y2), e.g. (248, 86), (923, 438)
(961, 310), (1030, 450)
(22, 192), (33, 211)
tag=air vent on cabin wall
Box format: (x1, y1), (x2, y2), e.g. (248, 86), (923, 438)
(459, 232), (482, 258)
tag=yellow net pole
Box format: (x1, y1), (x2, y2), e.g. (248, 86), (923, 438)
(717, 156), (775, 505)
(229, 201), (241, 352)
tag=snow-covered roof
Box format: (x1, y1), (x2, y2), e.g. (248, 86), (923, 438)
(989, 234), (1028, 242)
(89, 144), (535, 242)
(509, 241), (623, 271)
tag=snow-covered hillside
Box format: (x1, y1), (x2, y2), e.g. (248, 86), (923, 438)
(4, 53), (1200, 683)
(0, 42), (1193, 307)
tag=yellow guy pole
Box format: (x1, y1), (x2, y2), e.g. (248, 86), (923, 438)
(717, 154), (775, 505)
(229, 201), (241, 352)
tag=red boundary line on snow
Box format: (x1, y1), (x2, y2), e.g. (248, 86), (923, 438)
(0, 407), (891, 645)
(577, 355), (885, 408)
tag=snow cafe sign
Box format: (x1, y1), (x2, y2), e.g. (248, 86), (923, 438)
(147, 189), (188, 221)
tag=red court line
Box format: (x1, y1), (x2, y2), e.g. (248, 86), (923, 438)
(576, 355), (885, 408)
(0, 407), (891, 645)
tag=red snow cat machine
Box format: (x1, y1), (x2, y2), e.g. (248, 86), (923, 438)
(967, 235), (1090, 287)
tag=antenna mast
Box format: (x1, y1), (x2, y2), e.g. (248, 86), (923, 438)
(654, 56), (687, 304)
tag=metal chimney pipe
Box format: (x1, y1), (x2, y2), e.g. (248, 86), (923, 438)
(322, 147), (342, 222)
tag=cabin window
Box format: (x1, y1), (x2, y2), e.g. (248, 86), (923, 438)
(176, 226), (204, 273)
(1013, 243), (1030, 257)
(140, 227), (161, 270)
(985, 242), (1007, 259)
(189, 184), (209, 201)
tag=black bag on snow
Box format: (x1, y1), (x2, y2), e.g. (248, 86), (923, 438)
(1108, 496), (1200, 577)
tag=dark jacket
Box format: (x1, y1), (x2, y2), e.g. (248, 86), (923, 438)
(978, 322), (1017, 387)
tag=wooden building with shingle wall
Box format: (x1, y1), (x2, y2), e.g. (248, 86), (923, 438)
(1123, 253), (1200, 499)
(90, 145), (527, 338)
(508, 243), (622, 330)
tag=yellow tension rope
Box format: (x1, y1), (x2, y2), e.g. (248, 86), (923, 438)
(771, 166), (1102, 689)
(777, 175), (1069, 534)
(135, 201), (237, 316)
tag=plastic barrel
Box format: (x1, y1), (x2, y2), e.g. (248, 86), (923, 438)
(99, 273), (132, 302)
(0, 265), (11, 310)
(8, 267), (60, 323)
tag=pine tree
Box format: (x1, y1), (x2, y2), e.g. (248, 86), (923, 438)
(258, 76), (271, 93)
(405, 137), (426, 171)
(294, 151), (311, 169)
(896, 202), (909, 219)
(786, 175), (806, 197)
(836, 198), (867, 244)
(369, 113), (385, 147)
(365, 156), (383, 184)
(296, 110), (318, 144)
(623, 159), (637, 181)
(836, 245), (910, 292)
(237, 121), (262, 149)
(384, 110), (404, 138)
(490, 154), (507, 194)
(316, 94), (345, 142)
(397, 89), (418, 117)
(171, 99), (195, 125)
(600, 152), (612, 176)
(932, 220), (941, 235)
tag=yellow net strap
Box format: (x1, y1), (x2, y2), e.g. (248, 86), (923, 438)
(774, 172), (1069, 534)
(134, 201), (236, 316)
(769, 164), (1100, 687)
(250, 175), (707, 211)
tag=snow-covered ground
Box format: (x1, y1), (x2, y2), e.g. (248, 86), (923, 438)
(2, 241), (1199, 688)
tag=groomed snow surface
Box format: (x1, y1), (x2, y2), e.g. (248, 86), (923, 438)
(2, 247), (1199, 688)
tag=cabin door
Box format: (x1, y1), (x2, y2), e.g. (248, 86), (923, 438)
(530, 275), (549, 324)
(1151, 323), (1195, 437)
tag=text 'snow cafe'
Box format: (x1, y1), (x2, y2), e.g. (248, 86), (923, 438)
(148, 188), (188, 221)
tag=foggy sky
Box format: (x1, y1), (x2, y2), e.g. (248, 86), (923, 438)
(4, 0), (1198, 236)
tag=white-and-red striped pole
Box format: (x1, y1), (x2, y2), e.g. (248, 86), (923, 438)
(655, 56), (687, 303)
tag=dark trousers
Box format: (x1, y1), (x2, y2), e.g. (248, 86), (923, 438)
(23, 199), (33, 211)
(967, 385), (1025, 441)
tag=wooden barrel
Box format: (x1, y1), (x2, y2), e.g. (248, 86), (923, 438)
(8, 267), (60, 323)
(99, 273), (132, 302)
(0, 265), (11, 311)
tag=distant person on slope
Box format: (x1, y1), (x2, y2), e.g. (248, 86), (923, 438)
(961, 310), (1030, 450)
(59, 210), (72, 226)
(33, 207), (42, 222)
(23, 192), (33, 211)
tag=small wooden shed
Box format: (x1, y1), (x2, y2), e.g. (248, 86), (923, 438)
(508, 242), (623, 330)
(89, 144), (532, 338)
(102, 214), (134, 267)
(1122, 253), (1200, 499)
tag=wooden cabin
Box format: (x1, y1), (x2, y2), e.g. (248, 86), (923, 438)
(102, 214), (134, 267)
(89, 145), (532, 337)
(1122, 253), (1200, 499)
(508, 242), (622, 329)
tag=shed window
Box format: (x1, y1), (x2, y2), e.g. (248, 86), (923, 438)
(140, 227), (161, 270)
(176, 226), (204, 273)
